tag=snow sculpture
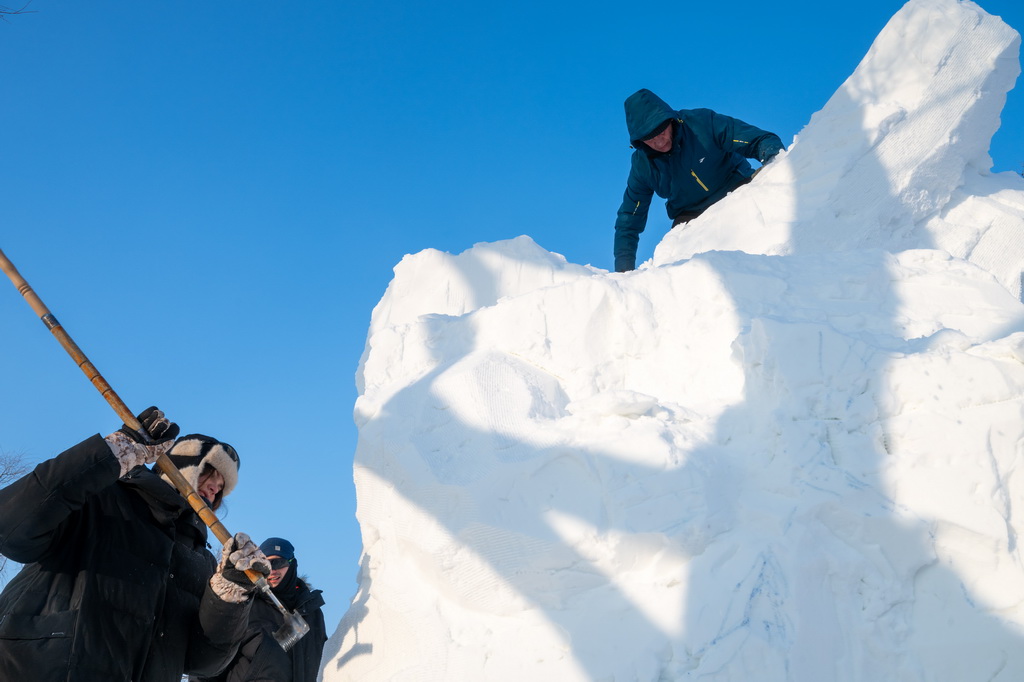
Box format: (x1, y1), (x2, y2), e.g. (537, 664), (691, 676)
(325, 1), (1024, 680)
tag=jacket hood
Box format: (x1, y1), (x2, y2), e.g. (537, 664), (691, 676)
(624, 89), (677, 144)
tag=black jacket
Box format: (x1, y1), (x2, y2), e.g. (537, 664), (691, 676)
(281, 579), (327, 682)
(0, 435), (251, 682)
(194, 574), (327, 682)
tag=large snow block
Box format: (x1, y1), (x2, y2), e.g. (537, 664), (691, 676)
(328, 237), (1024, 681)
(324, 1), (1024, 680)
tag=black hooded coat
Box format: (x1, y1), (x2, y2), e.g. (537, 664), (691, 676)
(0, 434), (250, 681)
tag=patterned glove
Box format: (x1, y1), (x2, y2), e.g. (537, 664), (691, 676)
(210, 532), (271, 603)
(104, 406), (181, 478)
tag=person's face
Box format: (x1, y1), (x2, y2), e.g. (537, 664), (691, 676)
(644, 123), (673, 153)
(267, 555), (291, 587)
(197, 468), (225, 505)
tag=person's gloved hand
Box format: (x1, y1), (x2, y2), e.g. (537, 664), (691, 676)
(104, 406), (181, 478)
(753, 146), (785, 178)
(210, 532), (271, 603)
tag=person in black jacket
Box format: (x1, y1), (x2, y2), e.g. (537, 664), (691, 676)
(0, 407), (271, 682)
(193, 537), (328, 682)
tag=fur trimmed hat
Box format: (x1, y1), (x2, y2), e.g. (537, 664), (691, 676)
(163, 433), (240, 501)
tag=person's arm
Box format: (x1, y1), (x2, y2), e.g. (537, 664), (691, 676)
(313, 606), (328, 666)
(184, 585), (253, 677)
(613, 161), (655, 272)
(0, 408), (178, 564)
(0, 435), (120, 564)
(186, 533), (270, 675)
(711, 111), (785, 164)
(188, 603), (267, 682)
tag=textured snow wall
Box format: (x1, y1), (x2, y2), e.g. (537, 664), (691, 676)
(324, 1), (1024, 680)
(652, 0), (1024, 301)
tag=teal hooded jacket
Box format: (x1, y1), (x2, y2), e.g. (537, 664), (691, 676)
(613, 89), (784, 272)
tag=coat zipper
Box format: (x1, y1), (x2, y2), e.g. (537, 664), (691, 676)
(691, 170), (709, 192)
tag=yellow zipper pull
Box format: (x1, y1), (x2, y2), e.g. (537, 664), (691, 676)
(691, 170), (709, 192)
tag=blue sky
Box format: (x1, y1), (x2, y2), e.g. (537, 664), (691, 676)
(1, 0), (1021, 631)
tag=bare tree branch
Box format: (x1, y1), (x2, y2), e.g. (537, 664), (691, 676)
(0, 2), (35, 20)
(0, 451), (29, 483)
(0, 451), (30, 579)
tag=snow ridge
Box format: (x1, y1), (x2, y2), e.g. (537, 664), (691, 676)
(652, 0), (1024, 299)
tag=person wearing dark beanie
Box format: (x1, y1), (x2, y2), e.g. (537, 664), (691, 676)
(190, 537), (328, 682)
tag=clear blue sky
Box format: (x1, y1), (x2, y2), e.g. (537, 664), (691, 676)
(1, 1), (1021, 631)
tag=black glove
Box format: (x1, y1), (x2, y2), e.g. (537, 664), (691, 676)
(121, 406), (181, 444)
(753, 146), (785, 179)
(104, 406), (180, 477)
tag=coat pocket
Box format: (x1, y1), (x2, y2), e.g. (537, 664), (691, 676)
(0, 609), (76, 639)
(0, 610), (76, 681)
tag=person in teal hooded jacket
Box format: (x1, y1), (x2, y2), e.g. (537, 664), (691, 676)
(613, 89), (785, 272)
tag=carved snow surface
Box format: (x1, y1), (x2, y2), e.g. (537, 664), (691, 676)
(325, 2), (1024, 680)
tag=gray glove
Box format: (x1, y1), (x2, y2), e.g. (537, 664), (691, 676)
(104, 406), (180, 478)
(210, 532), (271, 603)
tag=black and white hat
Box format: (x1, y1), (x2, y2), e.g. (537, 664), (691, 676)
(165, 433), (240, 499)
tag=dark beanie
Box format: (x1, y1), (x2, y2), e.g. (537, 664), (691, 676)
(260, 537), (295, 560)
